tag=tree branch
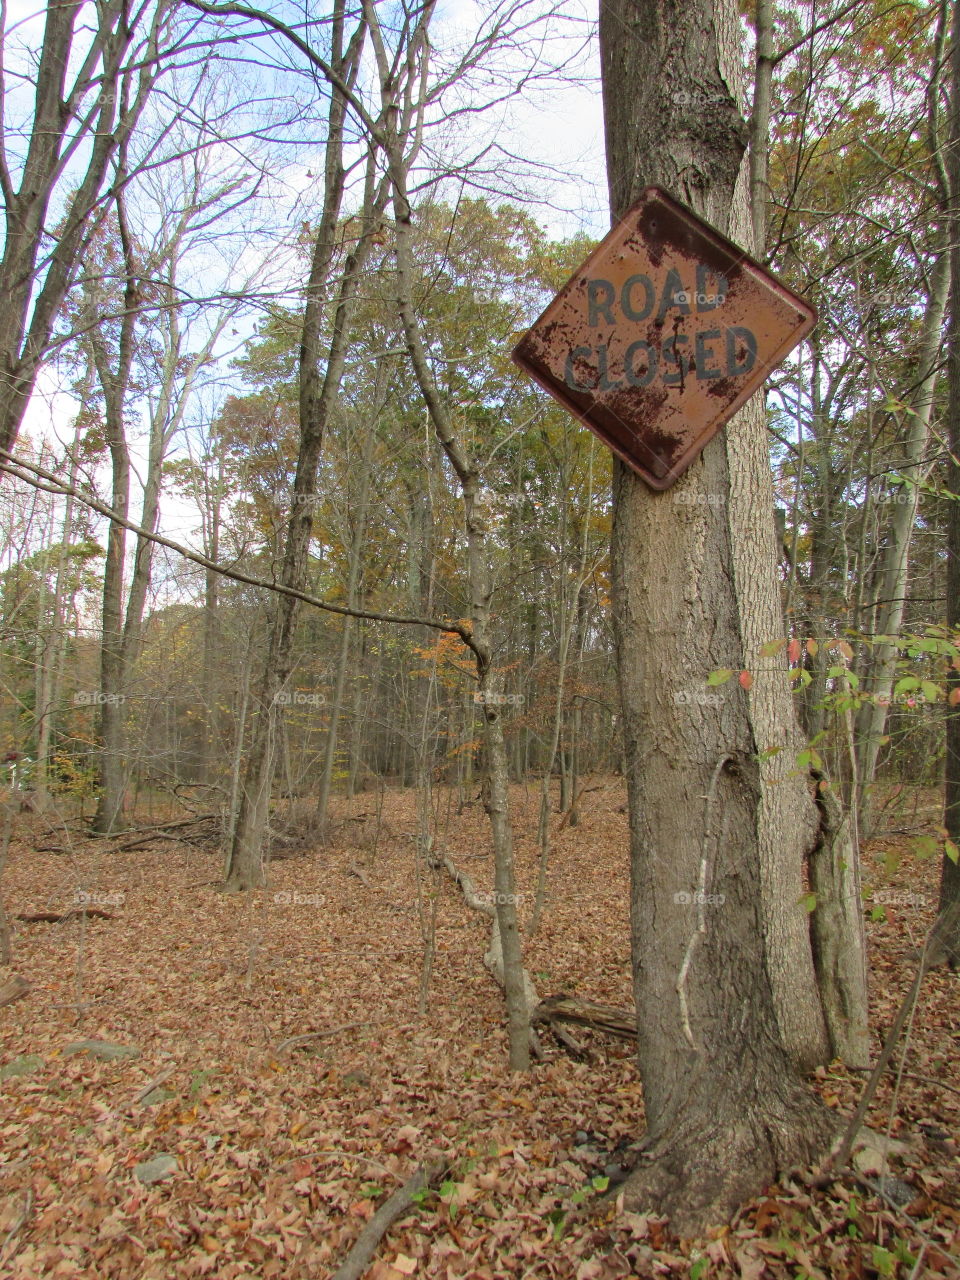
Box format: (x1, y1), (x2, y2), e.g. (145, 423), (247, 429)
(0, 450), (477, 651)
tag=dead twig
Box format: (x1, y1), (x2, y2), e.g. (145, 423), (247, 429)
(846, 1065), (960, 1099)
(126, 1067), (176, 1108)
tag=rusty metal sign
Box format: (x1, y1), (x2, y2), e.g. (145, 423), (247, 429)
(511, 187), (817, 490)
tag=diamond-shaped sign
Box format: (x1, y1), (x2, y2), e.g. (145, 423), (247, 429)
(511, 187), (817, 490)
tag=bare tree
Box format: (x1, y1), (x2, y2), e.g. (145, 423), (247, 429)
(222, 1), (390, 889)
(0, 0), (179, 458)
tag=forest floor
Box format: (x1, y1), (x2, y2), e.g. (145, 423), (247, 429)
(0, 779), (957, 1279)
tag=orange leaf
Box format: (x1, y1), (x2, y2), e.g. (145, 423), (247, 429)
(739, 670), (753, 690)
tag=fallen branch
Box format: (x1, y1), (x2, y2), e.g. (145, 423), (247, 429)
(430, 854), (494, 917)
(330, 1160), (445, 1280)
(113, 819), (220, 853)
(16, 909), (113, 924)
(273, 1020), (378, 1055)
(532, 993), (637, 1042)
(0, 974), (30, 1007)
(431, 852), (543, 1057)
(127, 1066), (176, 1108)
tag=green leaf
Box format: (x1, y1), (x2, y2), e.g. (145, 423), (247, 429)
(799, 892), (817, 913)
(871, 1246), (895, 1277)
(946, 840), (959, 864)
(920, 681), (940, 703)
(911, 835), (939, 861)
(691, 1258), (709, 1280)
(870, 906), (886, 922)
(894, 676), (920, 695)
(591, 1175), (609, 1192)
(759, 638), (786, 658)
(707, 668), (733, 686)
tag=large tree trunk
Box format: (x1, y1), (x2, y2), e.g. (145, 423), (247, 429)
(601, 0), (847, 1234)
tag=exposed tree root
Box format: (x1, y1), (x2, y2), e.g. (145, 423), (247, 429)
(617, 1088), (837, 1238)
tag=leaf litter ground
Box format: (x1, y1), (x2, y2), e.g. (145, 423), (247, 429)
(0, 781), (957, 1279)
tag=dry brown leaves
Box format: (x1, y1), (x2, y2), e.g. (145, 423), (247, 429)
(0, 781), (956, 1278)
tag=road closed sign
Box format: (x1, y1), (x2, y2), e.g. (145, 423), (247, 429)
(511, 187), (816, 490)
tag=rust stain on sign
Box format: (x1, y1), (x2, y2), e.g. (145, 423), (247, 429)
(511, 187), (817, 490)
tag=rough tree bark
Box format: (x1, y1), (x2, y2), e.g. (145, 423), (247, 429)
(601, 0), (853, 1234)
